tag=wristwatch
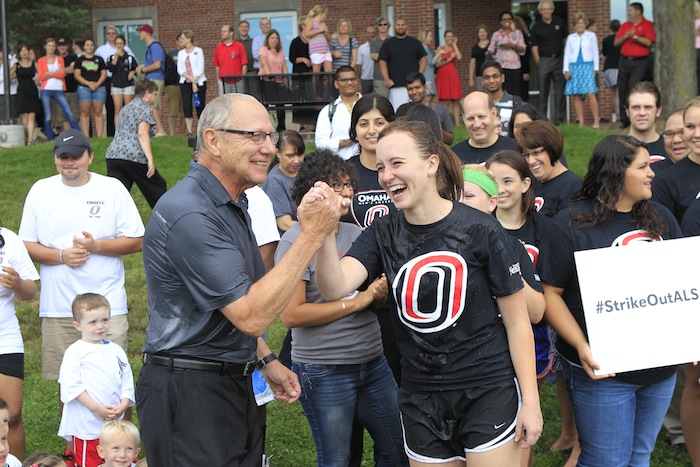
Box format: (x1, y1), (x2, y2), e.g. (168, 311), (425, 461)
(633, 35), (639, 41)
(255, 352), (278, 370)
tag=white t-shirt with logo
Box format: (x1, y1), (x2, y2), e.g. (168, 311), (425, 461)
(19, 173), (144, 318)
(0, 228), (39, 354)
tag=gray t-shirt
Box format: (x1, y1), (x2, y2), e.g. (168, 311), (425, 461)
(429, 102), (454, 134)
(275, 222), (383, 364)
(370, 36), (389, 80)
(261, 165), (297, 224)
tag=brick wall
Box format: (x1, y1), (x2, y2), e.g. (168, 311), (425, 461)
(84, 0), (613, 127)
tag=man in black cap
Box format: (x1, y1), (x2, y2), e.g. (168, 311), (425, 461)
(18, 129), (144, 444)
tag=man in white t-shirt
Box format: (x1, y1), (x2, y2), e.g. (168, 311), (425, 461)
(19, 129), (144, 388)
(315, 66), (361, 160)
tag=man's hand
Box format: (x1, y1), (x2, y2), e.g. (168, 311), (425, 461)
(261, 360), (301, 403)
(297, 182), (349, 239)
(61, 246), (91, 267)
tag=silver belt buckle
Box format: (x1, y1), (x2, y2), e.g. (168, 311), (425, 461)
(242, 360), (257, 376)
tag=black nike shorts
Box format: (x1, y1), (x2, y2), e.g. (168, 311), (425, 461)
(398, 378), (520, 462)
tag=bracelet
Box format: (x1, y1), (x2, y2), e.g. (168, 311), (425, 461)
(255, 352), (278, 370)
(59, 250), (64, 264)
(341, 300), (347, 316)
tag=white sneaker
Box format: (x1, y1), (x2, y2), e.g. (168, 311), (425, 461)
(612, 113), (617, 123)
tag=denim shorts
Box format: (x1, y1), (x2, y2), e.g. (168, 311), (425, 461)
(77, 84), (106, 103)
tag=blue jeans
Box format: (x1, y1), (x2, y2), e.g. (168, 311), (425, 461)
(562, 360), (675, 467)
(293, 356), (407, 467)
(41, 89), (79, 140)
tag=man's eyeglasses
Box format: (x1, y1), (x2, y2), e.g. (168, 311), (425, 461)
(663, 130), (685, 139)
(521, 148), (547, 159)
(329, 181), (357, 192)
(337, 77), (359, 83)
(482, 73), (502, 81)
(215, 129), (280, 144)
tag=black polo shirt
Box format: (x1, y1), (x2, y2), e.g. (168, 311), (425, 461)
(142, 161), (263, 363)
(530, 16), (566, 56)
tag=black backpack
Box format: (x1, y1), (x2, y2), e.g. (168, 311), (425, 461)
(149, 41), (179, 86)
(163, 51), (179, 86)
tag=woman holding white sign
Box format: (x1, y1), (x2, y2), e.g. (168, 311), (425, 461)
(538, 135), (682, 466)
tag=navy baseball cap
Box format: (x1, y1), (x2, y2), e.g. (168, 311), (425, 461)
(54, 129), (92, 158)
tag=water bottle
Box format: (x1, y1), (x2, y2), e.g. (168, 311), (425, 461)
(193, 92), (201, 108)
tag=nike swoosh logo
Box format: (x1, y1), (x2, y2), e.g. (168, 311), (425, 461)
(63, 136), (74, 141)
(494, 423), (506, 430)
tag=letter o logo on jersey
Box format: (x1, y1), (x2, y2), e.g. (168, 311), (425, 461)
(611, 229), (661, 247)
(524, 243), (539, 266)
(392, 251), (467, 333)
(90, 205), (101, 215)
(364, 204), (390, 227)
(534, 197), (544, 212)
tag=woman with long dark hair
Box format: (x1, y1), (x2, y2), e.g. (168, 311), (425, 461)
(37, 37), (79, 140)
(539, 135), (680, 466)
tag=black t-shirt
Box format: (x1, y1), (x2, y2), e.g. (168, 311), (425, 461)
(530, 17), (567, 56)
(651, 156), (700, 222)
(538, 199), (681, 385)
(451, 136), (517, 165)
(602, 34), (621, 70)
(346, 202), (522, 391)
(62, 53), (78, 92)
(107, 53), (138, 88)
(75, 55), (107, 85)
(645, 135), (668, 162)
(681, 197), (700, 236)
(471, 43), (488, 76)
(531, 170), (582, 217)
(341, 155), (397, 228)
(289, 36), (312, 74)
(378, 36), (427, 87)
(505, 212), (552, 268)
(651, 157), (673, 174)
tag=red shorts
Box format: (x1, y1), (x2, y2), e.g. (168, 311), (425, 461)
(74, 437), (102, 467)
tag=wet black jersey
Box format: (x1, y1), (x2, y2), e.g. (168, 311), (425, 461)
(346, 202), (523, 392)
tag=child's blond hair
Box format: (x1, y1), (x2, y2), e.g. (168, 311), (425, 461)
(99, 420), (141, 446)
(72, 292), (111, 321)
(308, 4), (327, 19)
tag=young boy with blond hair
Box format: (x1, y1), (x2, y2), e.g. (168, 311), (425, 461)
(58, 294), (134, 467)
(96, 421), (140, 467)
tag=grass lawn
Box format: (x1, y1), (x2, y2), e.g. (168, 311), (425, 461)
(1, 124), (692, 466)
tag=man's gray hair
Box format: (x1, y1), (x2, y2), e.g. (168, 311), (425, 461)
(196, 93), (259, 151)
(538, 1), (554, 11)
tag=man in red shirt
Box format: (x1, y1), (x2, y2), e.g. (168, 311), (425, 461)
(614, 2), (655, 129)
(214, 24), (247, 96)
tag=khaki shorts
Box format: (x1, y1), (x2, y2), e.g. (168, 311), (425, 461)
(41, 314), (129, 380)
(151, 79), (165, 109)
(56, 92), (80, 122)
(165, 84), (183, 117)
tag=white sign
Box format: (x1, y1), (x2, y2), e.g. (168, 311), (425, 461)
(575, 236), (700, 375)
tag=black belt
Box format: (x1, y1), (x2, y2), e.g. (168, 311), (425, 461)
(622, 56), (648, 61)
(542, 53), (561, 58)
(143, 353), (257, 376)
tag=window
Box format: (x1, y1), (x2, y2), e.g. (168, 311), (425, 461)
(96, 20), (151, 64)
(241, 11), (297, 72)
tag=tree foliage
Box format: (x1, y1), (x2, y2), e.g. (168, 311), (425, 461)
(4, 0), (90, 52)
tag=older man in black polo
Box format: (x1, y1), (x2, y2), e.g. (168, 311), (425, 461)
(137, 93), (343, 467)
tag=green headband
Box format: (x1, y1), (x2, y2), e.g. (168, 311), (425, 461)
(463, 169), (498, 197)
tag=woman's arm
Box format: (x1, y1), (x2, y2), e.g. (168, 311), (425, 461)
(281, 275), (386, 328)
(543, 283), (612, 380)
(453, 38), (463, 60)
(351, 40), (358, 68)
(259, 49), (271, 74)
(314, 232), (370, 301)
(138, 121), (156, 178)
(95, 69), (107, 88)
(497, 290), (543, 447)
(193, 47), (206, 83)
(276, 215), (297, 232)
(469, 57), (476, 87)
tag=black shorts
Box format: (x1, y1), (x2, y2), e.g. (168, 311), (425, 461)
(399, 378), (520, 462)
(0, 353), (24, 379)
